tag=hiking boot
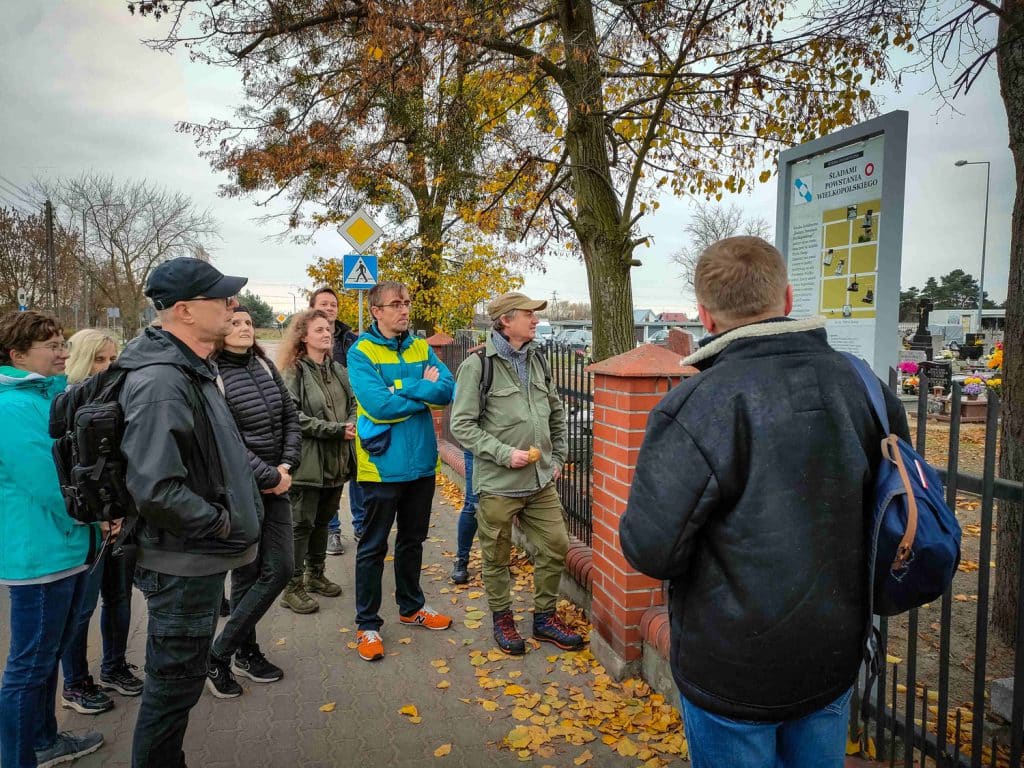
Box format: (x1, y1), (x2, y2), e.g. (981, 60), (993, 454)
(326, 531), (345, 556)
(98, 662), (143, 697)
(35, 730), (104, 768)
(279, 578), (319, 614)
(492, 610), (526, 655)
(206, 656), (242, 699)
(451, 558), (469, 585)
(399, 605), (452, 630)
(232, 646), (283, 683)
(305, 566), (342, 597)
(356, 630), (385, 661)
(60, 678), (114, 715)
(533, 610), (585, 651)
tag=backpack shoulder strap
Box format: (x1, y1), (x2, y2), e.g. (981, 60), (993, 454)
(841, 352), (890, 435)
(255, 355), (273, 378)
(536, 348), (552, 386)
(476, 348), (491, 415)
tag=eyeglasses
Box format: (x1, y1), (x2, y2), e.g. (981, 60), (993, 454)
(375, 300), (412, 310)
(192, 296), (235, 306)
(30, 342), (69, 353)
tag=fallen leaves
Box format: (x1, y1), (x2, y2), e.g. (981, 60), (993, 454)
(433, 743), (452, 758)
(319, 702), (336, 713)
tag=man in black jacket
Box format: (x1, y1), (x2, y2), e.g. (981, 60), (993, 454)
(309, 286), (365, 554)
(120, 257), (262, 768)
(620, 237), (908, 768)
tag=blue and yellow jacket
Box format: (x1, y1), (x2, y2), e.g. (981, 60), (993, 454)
(347, 325), (454, 482)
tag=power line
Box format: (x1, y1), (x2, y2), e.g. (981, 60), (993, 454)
(0, 175), (43, 208)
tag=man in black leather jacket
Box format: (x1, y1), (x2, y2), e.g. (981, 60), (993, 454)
(119, 257), (262, 768)
(620, 237), (908, 768)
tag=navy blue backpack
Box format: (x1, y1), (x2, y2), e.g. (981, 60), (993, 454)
(843, 354), (962, 617)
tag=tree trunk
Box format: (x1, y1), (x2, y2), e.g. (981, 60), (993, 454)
(990, 0), (1024, 646)
(557, 0), (635, 362)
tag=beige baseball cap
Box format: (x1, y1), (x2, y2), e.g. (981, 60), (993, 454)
(487, 292), (547, 320)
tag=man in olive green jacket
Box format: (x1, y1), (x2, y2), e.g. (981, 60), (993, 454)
(450, 292), (584, 655)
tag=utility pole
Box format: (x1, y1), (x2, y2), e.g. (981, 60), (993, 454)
(550, 291), (558, 319)
(45, 200), (57, 316)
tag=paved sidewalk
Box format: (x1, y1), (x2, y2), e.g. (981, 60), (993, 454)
(1, 483), (689, 767)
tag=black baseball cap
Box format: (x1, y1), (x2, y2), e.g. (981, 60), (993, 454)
(145, 257), (248, 310)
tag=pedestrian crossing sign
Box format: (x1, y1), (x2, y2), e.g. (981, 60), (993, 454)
(339, 205), (383, 253)
(342, 253), (378, 289)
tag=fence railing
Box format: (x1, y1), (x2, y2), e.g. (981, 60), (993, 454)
(435, 333), (594, 546)
(857, 374), (1024, 768)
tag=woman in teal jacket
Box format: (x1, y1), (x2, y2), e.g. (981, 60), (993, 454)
(0, 311), (103, 768)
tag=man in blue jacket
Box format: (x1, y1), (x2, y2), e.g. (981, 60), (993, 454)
(620, 237), (907, 768)
(0, 310), (104, 768)
(347, 280), (455, 662)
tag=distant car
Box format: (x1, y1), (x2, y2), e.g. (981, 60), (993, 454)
(535, 321), (554, 343)
(646, 327), (689, 348)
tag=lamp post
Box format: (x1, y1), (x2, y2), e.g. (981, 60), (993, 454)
(954, 159), (991, 333)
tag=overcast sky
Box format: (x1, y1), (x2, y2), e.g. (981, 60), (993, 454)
(0, 2), (1013, 316)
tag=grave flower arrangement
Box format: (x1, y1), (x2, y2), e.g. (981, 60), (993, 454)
(987, 341), (1003, 371)
(963, 377), (985, 399)
(898, 361), (920, 375)
(902, 376), (920, 394)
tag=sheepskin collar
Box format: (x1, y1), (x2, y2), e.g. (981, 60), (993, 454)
(683, 316), (827, 367)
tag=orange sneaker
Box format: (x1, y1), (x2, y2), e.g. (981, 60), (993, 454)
(356, 630), (384, 661)
(399, 605), (452, 630)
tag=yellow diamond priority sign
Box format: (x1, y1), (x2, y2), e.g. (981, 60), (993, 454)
(339, 205), (383, 253)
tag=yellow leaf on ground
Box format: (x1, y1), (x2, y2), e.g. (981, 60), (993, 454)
(509, 670), (522, 678)
(616, 738), (639, 757)
(434, 743), (452, 758)
(468, 590), (484, 599)
(346, 642), (358, 650)
(465, 610), (486, 620)
(431, 659), (447, 668)
(574, 750), (593, 765)
(338, 627), (350, 633)
(507, 727), (532, 749)
(504, 685), (527, 696)
(464, 620), (482, 629)
(275, 638), (287, 646)
(886, 654), (902, 664)
(437, 680), (451, 689)
(547, 655), (560, 663)
(319, 702), (336, 712)
(437, 666), (450, 674)
(480, 699), (499, 712)
(399, 704), (419, 717)
(470, 656), (487, 667)
(410, 716), (423, 724)
(512, 707), (532, 721)
(385, 555), (394, 562)
(398, 637), (412, 645)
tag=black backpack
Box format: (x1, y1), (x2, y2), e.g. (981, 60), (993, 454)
(49, 363), (220, 526)
(475, 347), (552, 414)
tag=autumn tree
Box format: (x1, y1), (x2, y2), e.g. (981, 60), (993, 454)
(0, 206), (81, 320)
(131, 2), (542, 334)
(132, 0), (913, 360)
(671, 202), (773, 297)
(46, 173), (219, 334)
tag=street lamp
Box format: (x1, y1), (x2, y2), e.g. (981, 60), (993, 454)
(954, 159), (991, 333)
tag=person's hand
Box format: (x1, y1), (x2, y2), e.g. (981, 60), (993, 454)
(263, 466), (293, 495)
(423, 365), (440, 383)
(510, 449), (531, 468)
(553, 464), (562, 481)
(344, 422), (357, 440)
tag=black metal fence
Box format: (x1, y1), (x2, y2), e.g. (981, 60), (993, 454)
(436, 334), (594, 545)
(855, 374), (1024, 767)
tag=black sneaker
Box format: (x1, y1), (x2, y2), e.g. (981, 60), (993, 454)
(492, 610), (526, 655)
(232, 646), (283, 683)
(60, 678), (114, 715)
(533, 610), (585, 651)
(99, 662), (144, 697)
(206, 656), (242, 699)
(451, 558), (469, 585)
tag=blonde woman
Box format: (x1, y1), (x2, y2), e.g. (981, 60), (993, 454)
(276, 310), (356, 613)
(60, 329), (144, 715)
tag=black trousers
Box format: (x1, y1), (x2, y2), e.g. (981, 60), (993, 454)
(212, 493), (293, 659)
(131, 568), (224, 768)
(354, 475), (435, 631)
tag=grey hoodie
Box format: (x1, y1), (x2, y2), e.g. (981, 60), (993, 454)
(118, 327), (262, 576)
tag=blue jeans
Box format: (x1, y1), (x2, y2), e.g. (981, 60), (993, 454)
(61, 546), (136, 686)
(1, 571), (88, 768)
(328, 479), (366, 536)
(680, 688), (853, 768)
(131, 568), (223, 768)
(355, 476), (434, 631)
(456, 451), (479, 562)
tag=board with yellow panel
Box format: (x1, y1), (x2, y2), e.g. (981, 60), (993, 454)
(818, 199), (880, 318)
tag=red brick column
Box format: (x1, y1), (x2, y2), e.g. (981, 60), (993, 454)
(587, 345), (697, 678)
(425, 332), (454, 439)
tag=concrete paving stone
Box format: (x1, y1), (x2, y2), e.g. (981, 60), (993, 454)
(1, 490), (689, 766)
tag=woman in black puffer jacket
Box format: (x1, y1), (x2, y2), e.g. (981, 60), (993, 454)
(206, 305), (302, 695)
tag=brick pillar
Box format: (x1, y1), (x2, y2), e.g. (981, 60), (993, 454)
(587, 345), (698, 679)
(425, 332), (454, 439)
